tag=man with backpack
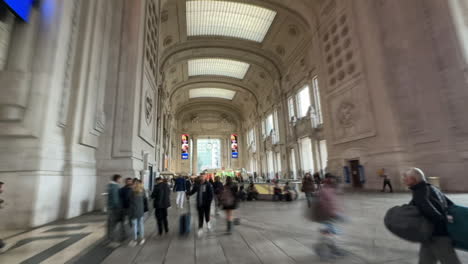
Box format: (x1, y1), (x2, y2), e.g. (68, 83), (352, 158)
(221, 177), (239, 234)
(403, 168), (461, 264)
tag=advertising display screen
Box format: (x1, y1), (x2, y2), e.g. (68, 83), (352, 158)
(3, 0), (33, 21)
(181, 134), (189, 160)
(231, 134), (238, 158)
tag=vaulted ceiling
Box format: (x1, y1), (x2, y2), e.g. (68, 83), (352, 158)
(159, 0), (320, 123)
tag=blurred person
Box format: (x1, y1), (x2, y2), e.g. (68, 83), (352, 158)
(302, 173), (316, 207)
(129, 179), (146, 246)
(283, 181), (293, 201)
(0, 181), (5, 249)
(380, 168), (393, 193)
(151, 177), (170, 236)
(272, 181), (283, 201)
(314, 174), (346, 260)
(313, 172), (322, 190)
(107, 174), (125, 244)
(238, 185), (247, 201)
(120, 178), (133, 229)
(188, 175), (214, 237)
(174, 176), (187, 209)
(221, 177), (239, 234)
(213, 176), (224, 215)
(185, 176), (192, 199)
(246, 183), (259, 201)
(403, 168), (460, 264)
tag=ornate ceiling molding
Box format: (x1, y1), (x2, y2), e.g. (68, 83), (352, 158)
(169, 78), (259, 105)
(160, 45), (282, 81)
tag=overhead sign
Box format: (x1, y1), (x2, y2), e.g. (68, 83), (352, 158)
(231, 134), (238, 159)
(181, 134), (189, 160)
(3, 0), (34, 21)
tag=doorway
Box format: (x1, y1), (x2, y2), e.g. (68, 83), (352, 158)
(197, 138), (221, 173)
(349, 160), (362, 188)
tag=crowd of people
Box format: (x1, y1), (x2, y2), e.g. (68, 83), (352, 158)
(103, 167), (466, 263)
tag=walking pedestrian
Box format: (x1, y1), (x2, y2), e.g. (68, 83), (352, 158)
(380, 168), (393, 193)
(313, 172), (322, 190)
(213, 176), (224, 215)
(174, 176), (187, 209)
(314, 174), (346, 260)
(302, 173), (316, 208)
(188, 175), (214, 237)
(221, 177), (239, 234)
(151, 177), (170, 236)
(129, 179), (146, 246)
(0, 181), (6, 249)
(107, 174), (125, 244)
(403, 168), (461, 264)
(120, 178), (133, 229)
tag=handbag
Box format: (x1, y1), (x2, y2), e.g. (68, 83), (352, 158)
(447, 205), (468, 251)
(384, 205), (433, 243)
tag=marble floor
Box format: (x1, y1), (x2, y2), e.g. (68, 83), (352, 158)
(1, 192), (468, 264)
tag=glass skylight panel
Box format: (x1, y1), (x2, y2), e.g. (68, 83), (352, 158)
(189, 88), (236, 100)
(186, 0), (277, 42)
(188, 58), (250, 79)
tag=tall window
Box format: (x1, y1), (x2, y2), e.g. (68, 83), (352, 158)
(275, 152), (282, 177)
(267, 150), (274, 179)
(288, 96), (295, 121)
(290, 149), (297, 179)
(312, 77), (323, 125)
(248, 128), (256, 151)
(319, 140), (328, 171)
(261, 118), (266, 137)
(299, 137), (314, 174)
(265, 113), (274, 136)
(273, 109), (280, 143)
(297, 86), (311, 118)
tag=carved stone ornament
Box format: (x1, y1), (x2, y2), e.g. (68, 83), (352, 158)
(145, 90), (154, 125)
(337, 101), (356, 127)
(161, 10), (169, 22)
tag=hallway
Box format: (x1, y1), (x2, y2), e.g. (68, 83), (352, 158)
(2, 193), (468, 264)
(1, 0), (468, 262)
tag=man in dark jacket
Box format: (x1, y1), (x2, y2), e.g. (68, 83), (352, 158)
(151, 177), (171, 235)
(120, 178), (133, 228)
(188, 175), (214, 237)
(173, 176), (187, 209)
(403, 168), (461, 264)
(107, 174), (124, 243)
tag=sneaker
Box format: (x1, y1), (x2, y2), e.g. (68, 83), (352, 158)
(139, 239), (146, 245)
(128, 240), (137, 247)
(207, 221), (212, 231)
(197, 229), (204, 238)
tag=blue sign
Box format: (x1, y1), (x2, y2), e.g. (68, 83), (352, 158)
(182, 153), (189, 160)
(232, 152), (238, 159)
(3, 0), (34, 21)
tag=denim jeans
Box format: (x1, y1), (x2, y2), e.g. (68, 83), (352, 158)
(132, 217), (144, 240)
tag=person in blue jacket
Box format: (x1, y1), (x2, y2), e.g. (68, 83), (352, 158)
(174, 176), (187, 209)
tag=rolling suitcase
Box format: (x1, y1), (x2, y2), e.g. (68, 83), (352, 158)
(447, 205), (468, 251)
(179, 200), (191, 236)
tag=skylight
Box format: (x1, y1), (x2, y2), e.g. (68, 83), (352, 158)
(188, 58), (250, 79)
(189, 88), (236, 100)
(186, 0), (277, 43)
